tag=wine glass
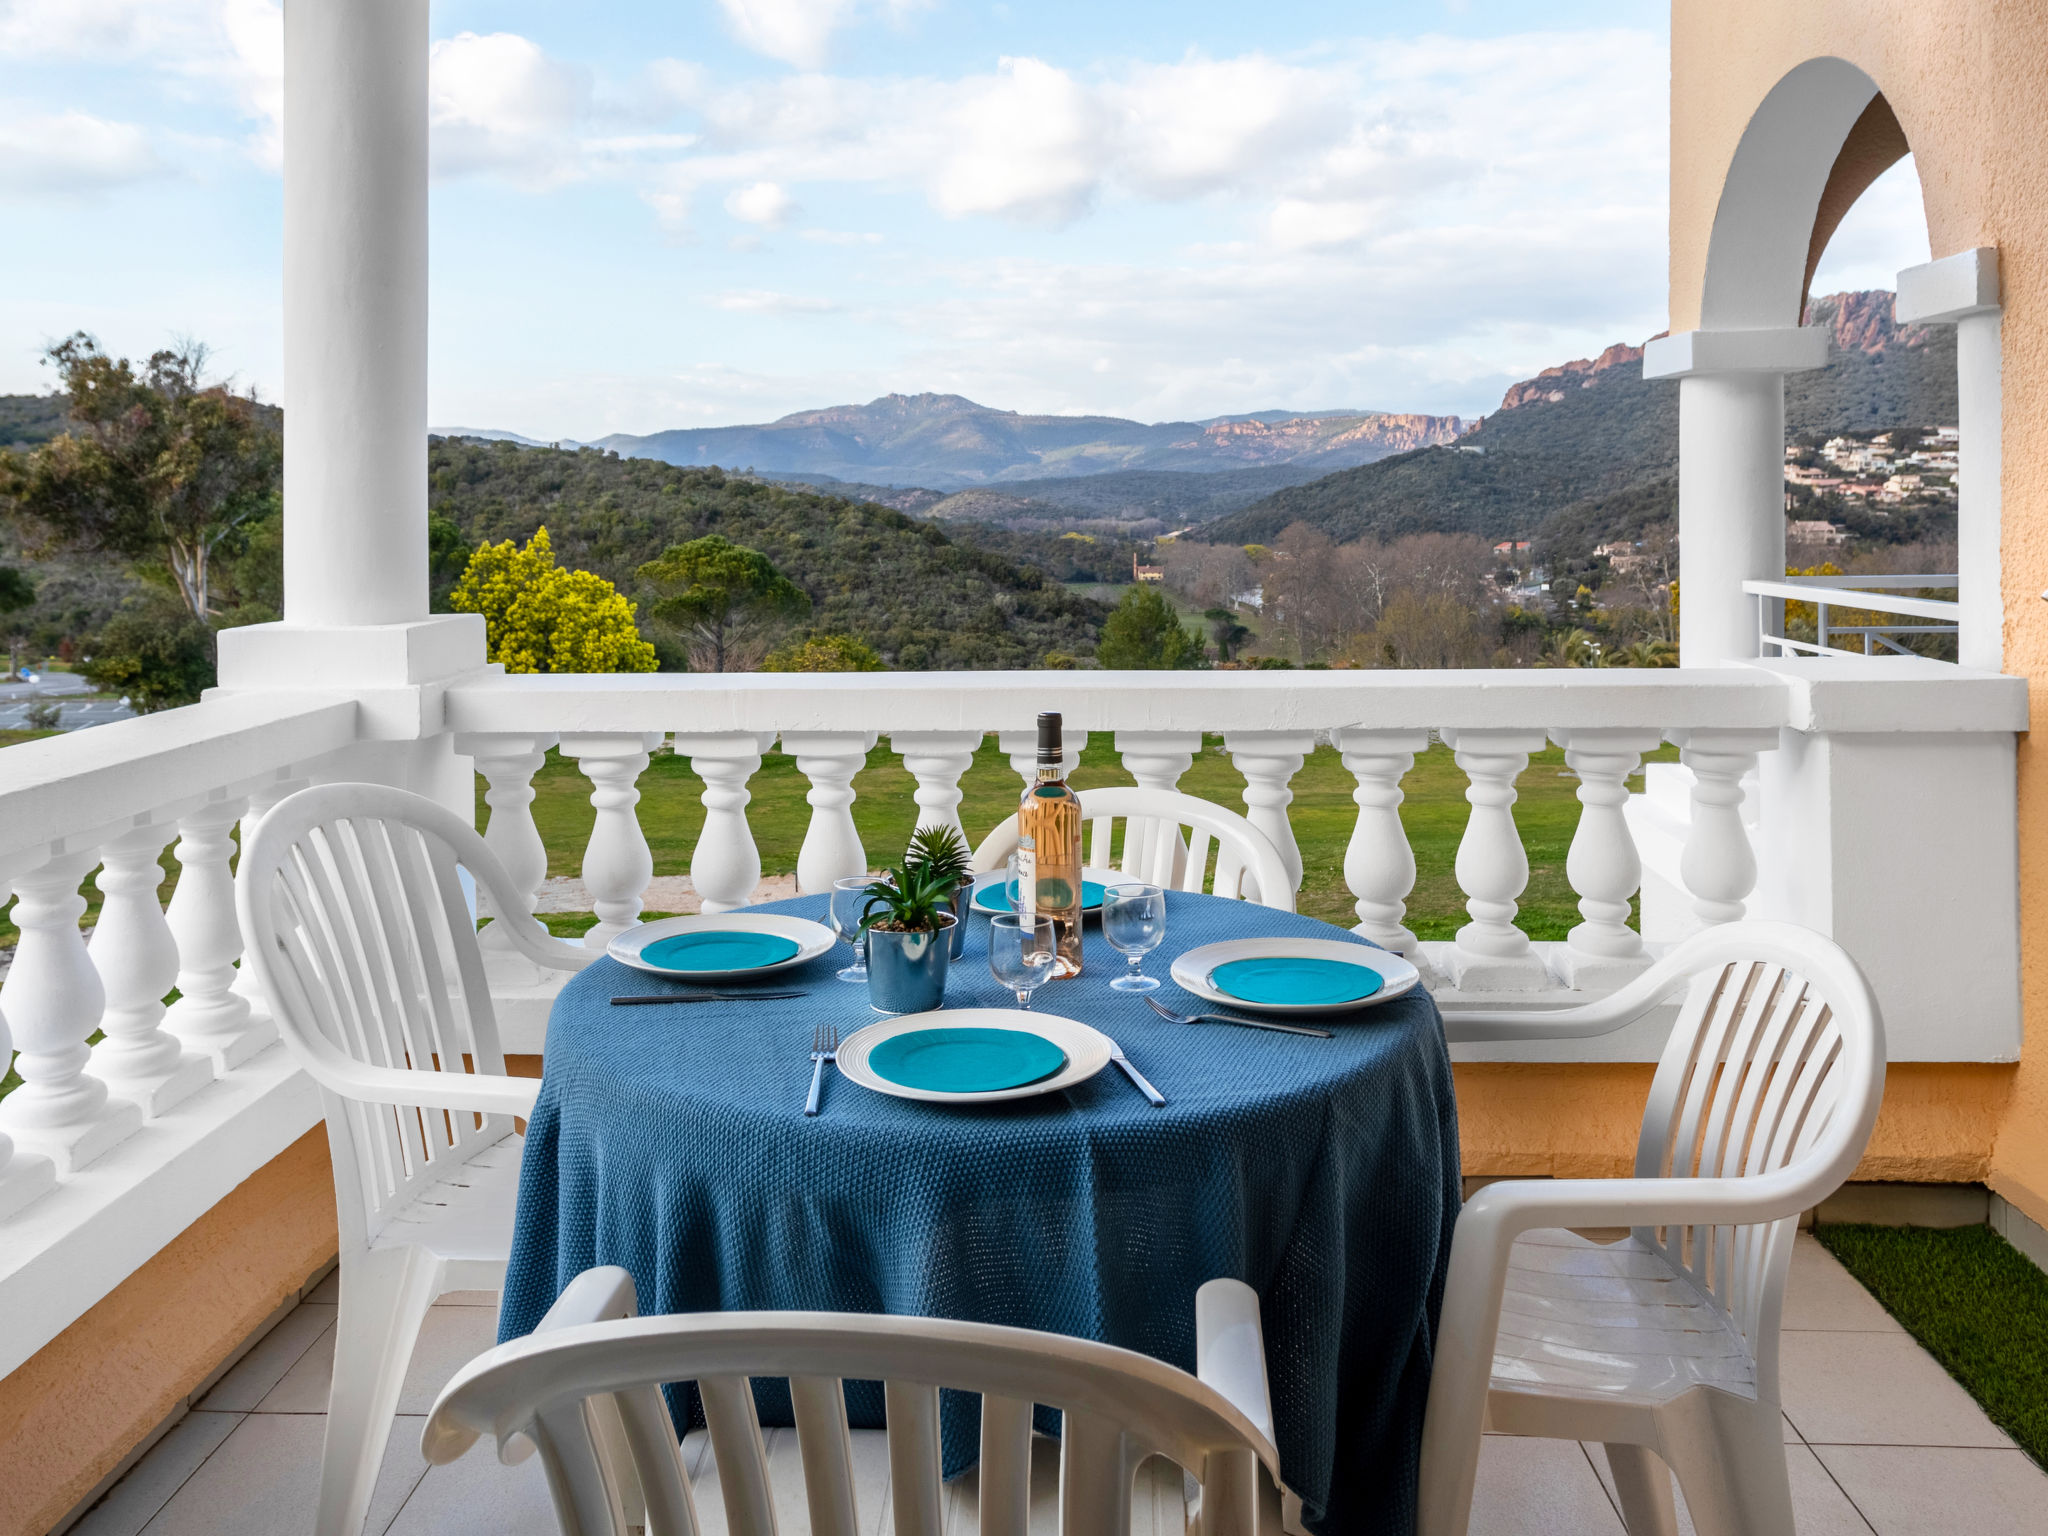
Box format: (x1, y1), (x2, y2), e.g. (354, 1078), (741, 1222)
(989, 912), (1057, 1009)
(830, 874), (877, 983)
(1102, 883), (1166, 992)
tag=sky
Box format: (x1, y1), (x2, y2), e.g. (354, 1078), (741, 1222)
(0, 0), (1932, 439)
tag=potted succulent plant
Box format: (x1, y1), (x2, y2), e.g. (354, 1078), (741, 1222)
(859, 859), (960, 1013)
(905, 824), (974, 959)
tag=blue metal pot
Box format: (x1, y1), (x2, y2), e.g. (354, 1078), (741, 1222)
(946, 877), (972, 959)
(866, 916), (956, 1013)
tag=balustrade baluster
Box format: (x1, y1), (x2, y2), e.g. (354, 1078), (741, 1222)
(1113, 730), (1200, 886)
(1335, 729), (1429, 958)
(1553, 728), (1665, 987)
(782, 732), (877, 892)
(561, 733), (663, 945)
(998, 728), (1076, 799)
(1671, 728), (1775, 925)
(1439, 728), (1551, 990)
(163, 792), (274, 1069)
(898, 731), (987, 847)
(89, 815), (215, 1116)
(0, 865), (57, 1218)
(674, 731), (774, 914)
(230, 771), (311, 1020)
(458, 733), (556, 982)
(0, 842), (143, 1172)
(1223, 731), (1314, 901)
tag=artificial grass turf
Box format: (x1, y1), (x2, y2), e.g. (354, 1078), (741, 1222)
(1814, 1222), (2048, 1467)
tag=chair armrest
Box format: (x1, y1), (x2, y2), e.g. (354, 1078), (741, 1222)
(1458, 1169), (1821, 1245)
(537, 1266), (641, 1331)
(489, 910), (602, 973)
(1196, 1278), (1276, 1446)
(310, 1054), (542, 1120)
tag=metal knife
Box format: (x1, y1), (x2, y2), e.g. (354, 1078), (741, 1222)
(611, 992), (805, 1005)
(1107, 1043), (1166, 1107)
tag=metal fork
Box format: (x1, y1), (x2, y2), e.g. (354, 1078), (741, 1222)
(804, 1023), (839, 1116)
(1145, 995), (1333, 1039)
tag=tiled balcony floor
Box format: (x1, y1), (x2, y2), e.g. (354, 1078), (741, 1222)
(70, 1235), (2048, 1536)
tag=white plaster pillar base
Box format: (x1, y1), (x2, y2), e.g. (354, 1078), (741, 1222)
(783, 731), (878, 893)
(1438, 727), (1551, 991)
(1552, 729), (1665, 990)
(163, 793), (273, 1070)
(458, 733), (556, 986)
(89, 818), (215, 1117)
(1223, 730), (1315, 902)
(561, 733), (663, 946)
(674, 732), (774, 914)
(1335, 728), (1430, 965)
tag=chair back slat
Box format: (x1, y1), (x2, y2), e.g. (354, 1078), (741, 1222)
(1184, 830), (1216, 894)
(883, 1381), (945, 1536)
(1089, 816), (1114, 870)
(789, 1376), (859, 1536)
(978, 1393), (1035, 1536)
(700, 1374), (778, 1536)
(1058, 1408), (1134, 1536)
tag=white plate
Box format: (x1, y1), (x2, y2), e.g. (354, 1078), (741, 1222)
(968, 866), (1122, 918)
(835, 1009), (1113, 1104)
(607, 912), (836, 980)
(1170, 938), (1421, 1017)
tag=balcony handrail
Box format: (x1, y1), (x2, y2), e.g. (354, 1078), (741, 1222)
(1766, 573), (1957, 590)
(1740, 579), (1962, 624)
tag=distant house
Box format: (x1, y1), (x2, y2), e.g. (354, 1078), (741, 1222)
(1788, 519), (1849, 545)
(1132, 552), (1164, 583)
(1493, 539), (1532, 557)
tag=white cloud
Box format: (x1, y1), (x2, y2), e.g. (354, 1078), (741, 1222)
(716, 0), (856, 71)
(725, 179), (798, 225)
(430, 31), (590, 186)
(0, 110), (164, 193)
(715, 289), (838, 313)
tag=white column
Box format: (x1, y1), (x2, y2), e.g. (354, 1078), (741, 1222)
(1113, 730), (1201, 886)
(782, 732), (877, 893)
(1335, 728), (1429, 957)
(1644, 328), (1829, 666)
(0, 845), (143, 1173)
(898, 731), (987, 846)
(560, 733), (662, 946)
(674, 732), (774, 914)
(999, 729), (1075, 796)
(282, 0), (428, 627)
(89, 818), (215, 1116)
(1223, 730), (1314, 899)
(1437, 728), (1550, 991)
(229, 771), (311, 1022)
(163, 793), (274, 1070)
(1553, 729), (1664, 988)
(1671, 729), (1776, 926)
(458, 733), (556, 984)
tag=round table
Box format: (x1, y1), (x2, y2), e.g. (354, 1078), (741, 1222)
(501, 891), (1460, 1536)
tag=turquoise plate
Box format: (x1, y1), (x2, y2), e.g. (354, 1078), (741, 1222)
(977, 880), (1109, 914)
(867, 1027), (1068, 1093)
(1208, 956), (1384, 1008)
(638, 931), (803, 974)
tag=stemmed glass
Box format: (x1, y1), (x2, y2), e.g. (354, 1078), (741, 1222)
(989, 912), (1057, 1009)
(1103, 883), (1166, 992)
(830, 874), (877, 983)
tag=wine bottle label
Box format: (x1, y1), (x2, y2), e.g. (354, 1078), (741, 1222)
(1015, 836), (1037, 921)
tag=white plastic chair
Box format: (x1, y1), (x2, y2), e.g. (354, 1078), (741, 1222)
(235, 781), (598, 1536)
(423, 1264), (1288, 1536)
(970, 785), (1295, 911)
(1419, 921), (1886, 1536)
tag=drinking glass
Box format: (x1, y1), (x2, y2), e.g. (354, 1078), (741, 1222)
(989, 912), (1057, 1009)
(1102, 883), (1166, 992)
(830, 875), (877, 983)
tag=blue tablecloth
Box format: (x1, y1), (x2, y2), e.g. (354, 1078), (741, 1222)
(502, 892), (1460, 1536)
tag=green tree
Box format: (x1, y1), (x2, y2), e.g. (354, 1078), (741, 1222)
(0, 335), (281, 618)
(1096, 585), (1207, 669)
(1204, 606), (1250, 662)
(637, 534), (811, 672)
(450, 526), (658, 674)
(1, 565), (33, 681)
(762, 633), (886, 672)
(82, 602), (217, 711)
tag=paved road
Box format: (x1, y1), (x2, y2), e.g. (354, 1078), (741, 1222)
(0, 671), (92, 701)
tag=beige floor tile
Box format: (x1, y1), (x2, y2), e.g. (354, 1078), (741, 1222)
(1782, 1234), (1903, 1332)
(71, 1412), (244, 1536)
(1780, 1332), (2015, 1448)
(196, 1303), (336, 1413)
(1583, 1440), (1874, 1536)
(1467, 1437), (1623, 1535)
(382, 1430), (558, 1536)
(304, 1269), (340, 1305)
(1814, 1445), (2048, 1536)
(135, 1412), (425, 1536)
(253, 1302), (500, 1417)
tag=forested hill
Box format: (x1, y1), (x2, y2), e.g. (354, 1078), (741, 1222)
(426, 437), (1104, 669)
(1200, 290), (1958, 550)
(0, 393), (69, 448)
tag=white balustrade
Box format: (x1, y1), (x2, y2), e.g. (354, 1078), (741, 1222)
(0, 843), (143, 1173)
(163, 793), (275, 1070)
(1672, 728), (1775, 925)
(88, 816), (215, 1117)
(674, 731), (773, 914)
(0, 862), (57, 1218)
(560, 733), (663, 945)
(782, 731), (877, 892)
(898, 731), (987, 847)
(999, 728), (1079, 797)
(1439, 728), (1551, 990)
(1114, 730), (1201, 887)
(1336, 728), (1429, 958)
(229, 771), (311, 1021)
(1223, 730), (1314, 900)
(459, 733), (556, 983)
(1553, 729), (1666, 987)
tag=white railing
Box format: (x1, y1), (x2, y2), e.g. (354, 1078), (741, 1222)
(1745, 574), (1961, 659)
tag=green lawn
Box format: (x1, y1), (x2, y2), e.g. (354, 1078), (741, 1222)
(1816, 1223), (2048, 1467)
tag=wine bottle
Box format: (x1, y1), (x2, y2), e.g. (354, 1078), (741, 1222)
(1018, 711), (1083, 977)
